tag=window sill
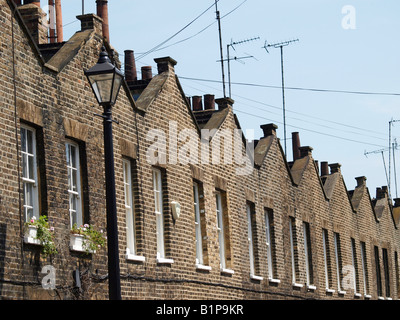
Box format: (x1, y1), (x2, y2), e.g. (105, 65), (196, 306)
(307, 285), (317, 291)
(196, 264), (212, 271)
(338, 290), (346, 296)
(378, 296), (385, 300)
(221, 268), (234, 275)
(24, 236), (41, 246)
(250, 274), (263, 281)
(386, 297), (392, 300)
(268, 278), (281, 284)
(354, 293), (362, 298)
(126, 254), (146, 262)
(157, 257), (174, 264)
(325, 288), (335, 294)
(364, 294), (372, 299)
(292, 282), (304, 289)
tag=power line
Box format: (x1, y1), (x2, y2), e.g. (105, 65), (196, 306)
(180, 75), (391, 139)
(179, 76), (400, 97)
(136, 1), (219, 61)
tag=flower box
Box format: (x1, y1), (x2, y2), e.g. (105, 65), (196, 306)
(69, 233), (95, 253)
(24, 225), (41, 245)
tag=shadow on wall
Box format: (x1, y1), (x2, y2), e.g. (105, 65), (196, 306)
(0, 223), (6, 296)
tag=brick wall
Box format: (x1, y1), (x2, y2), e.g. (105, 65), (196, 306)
(0, 0), (399, 300)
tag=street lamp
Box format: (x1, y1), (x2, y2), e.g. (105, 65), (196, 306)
(84, 46), (123, 300)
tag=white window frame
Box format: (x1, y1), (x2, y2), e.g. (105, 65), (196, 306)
(123, 159), (144, 262)
(351, 238), (361, 296)
(289, 217), (302, 287)
(265, 210), (273, 279)
(247, 204), (255, 276)
(193, 182), (203, 265)
(66, 140), (83, 229)
(21, 125), (39, 222)
(153, 168), (167, 262)
(303, 222), (315, 289)
(216, 191), (226, 270)
(360, 241), (371, 298)
(322, 229), (334, 293)
(334, 232), (346, 295)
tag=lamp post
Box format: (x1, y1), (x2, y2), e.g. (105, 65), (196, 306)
(84, 46), (124, 300)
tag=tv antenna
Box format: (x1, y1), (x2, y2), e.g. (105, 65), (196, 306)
(263, 38), (299, 158)
(225, 37), (260, 97)
(365, 119), (400, 200)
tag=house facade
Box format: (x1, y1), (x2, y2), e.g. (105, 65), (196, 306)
(0, 0), (399, 300)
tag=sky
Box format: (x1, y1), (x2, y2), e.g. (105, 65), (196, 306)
(56, 0), (400, 199)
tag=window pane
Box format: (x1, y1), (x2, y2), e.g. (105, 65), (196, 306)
(28, 155), (35, 180)
(27, 129), (33, 154)
(21, 128), (27, 152)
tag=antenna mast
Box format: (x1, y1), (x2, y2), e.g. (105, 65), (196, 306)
(215, 0), (226, 97)
(226, 37), (259, 97)
(263, 38), (299, 158)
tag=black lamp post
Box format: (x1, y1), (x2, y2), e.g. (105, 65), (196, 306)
(84, 46), (124, 300)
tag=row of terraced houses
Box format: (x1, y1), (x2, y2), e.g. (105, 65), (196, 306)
(0, 0), (399, 300)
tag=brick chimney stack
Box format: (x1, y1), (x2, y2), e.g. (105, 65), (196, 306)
(124, 50), (137, 83)
(24, 0), (40, 6)
(260, 124), (278, 137)
(292, 132), (301, 161)
(96, 0), (109, 41)
(321, 161), (329, 176)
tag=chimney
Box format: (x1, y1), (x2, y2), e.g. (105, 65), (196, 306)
(321, 161), (329, 176)
(260, 123), (278, 138)
(394, 198), (400, 208)
(376, 186), (388, 199)
(141, 66), (153, 81)
(299, 146), (313, 158)
(356, 176), (366, 188)
(77, 13), (103, 35)
(48, 0), (55, 43)
(292, 132), (301, 161)
(18, 2), (48, 45)
(192, 96), (203, 111)
(154, 56), (177, 74)
(329, 163), (341, 174)
(55, 0), (63, 42)
(96, 0), (109, 42)
(215, 97), (234, 110)
(124, 50), (137, 82)
(204, 94), (215, 110)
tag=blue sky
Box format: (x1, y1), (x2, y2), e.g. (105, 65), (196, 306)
(58, 0), (400, 198)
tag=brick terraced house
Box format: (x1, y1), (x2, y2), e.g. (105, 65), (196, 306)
(0, 0), (399, 300)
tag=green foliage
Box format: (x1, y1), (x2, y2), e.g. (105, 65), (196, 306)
(71, 223), (106, 254)
(26, 215), (58, 257)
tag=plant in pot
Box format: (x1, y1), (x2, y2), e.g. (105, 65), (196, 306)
(70, 223), (106, 254)
(25, 215), (58, 257)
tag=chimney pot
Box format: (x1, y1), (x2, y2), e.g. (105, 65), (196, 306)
(292, 132), (301, 161)
(260, 123), (278, 137)
(329, 163), (341, 174)
(355, 176), (366, 187)
(204, 94), (215, 110)
(124, 50), (137, 82)
(299, 146), (313, 158)
(96, 0), (109, 42)
(321, 161), (329, 176)
(215, 97), (234, 110)
(141, 66), (153, 81)
(394, 198), (400, 208)
(192, 96), (203, 111)
(154, 56), (177, 74)
(55, 0), (63, 42)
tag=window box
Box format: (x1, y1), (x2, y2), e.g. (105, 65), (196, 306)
(24, 225), (41, 245)
(70, 233), (95, 253)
